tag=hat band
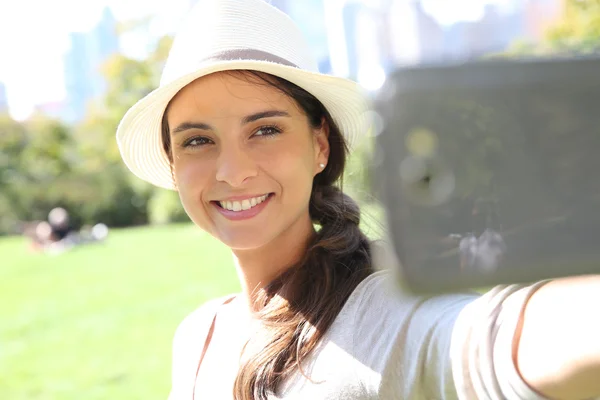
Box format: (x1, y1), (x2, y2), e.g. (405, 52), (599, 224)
(204, 49), (299, 68)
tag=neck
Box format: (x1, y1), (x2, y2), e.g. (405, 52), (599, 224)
(232, 213), (315, 311)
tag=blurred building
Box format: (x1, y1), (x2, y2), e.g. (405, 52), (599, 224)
(63, 7), (120, 122)
(326, 0), (565, 79)
(0, 82), (8, 114)
(323, 0), (391, 89)
(387, 0), (444, 65)
(268, 0), (332, 73)
(34, 101), (69, 120)
(395, 0), (565, 64)
(524, 0), (565, 40)
(442, 4), (526, 61)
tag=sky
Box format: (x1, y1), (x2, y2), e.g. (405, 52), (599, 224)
(0, 0), (516, 120)
(0, 0), (191, 119)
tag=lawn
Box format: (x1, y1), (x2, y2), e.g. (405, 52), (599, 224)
(0, 204), (386, 400)
(1, 224), (239, 400)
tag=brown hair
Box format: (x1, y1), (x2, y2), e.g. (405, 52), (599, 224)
(161, 70), (374, 399)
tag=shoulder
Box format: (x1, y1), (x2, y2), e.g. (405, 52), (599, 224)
(338, 270), (480, 398)
(351, 240), (481, 321)
(344, 269), (480, 323)
(172, 294), (236, 350)
(337, 269), (480, 355)
(169, 294), (237, 397)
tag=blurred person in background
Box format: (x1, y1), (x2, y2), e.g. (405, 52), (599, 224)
(20, 207), (108, 254)
(47, 207), (72, 242)
(116, 0), (600, 399)
(21, 220), (46, 251)
(21, 210), (71, 253)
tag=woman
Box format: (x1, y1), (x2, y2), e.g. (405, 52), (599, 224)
(117, 0), (600, 399)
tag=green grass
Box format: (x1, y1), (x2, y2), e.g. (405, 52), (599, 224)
(0, 204), (386, 400)
(0, 224), (239, 400)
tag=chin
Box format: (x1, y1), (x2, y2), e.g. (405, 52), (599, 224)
(220, 236), (274, 251)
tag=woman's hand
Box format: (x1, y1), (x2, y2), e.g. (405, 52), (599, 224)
(515, 275), (600, 400)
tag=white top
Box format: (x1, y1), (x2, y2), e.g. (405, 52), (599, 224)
(168, 270), (553, 400)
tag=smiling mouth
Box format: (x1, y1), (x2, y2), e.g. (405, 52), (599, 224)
(214, 193), (273, 212)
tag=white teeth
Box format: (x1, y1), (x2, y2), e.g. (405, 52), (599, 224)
(241, 199), (251, 210)
(219, 194), (270, 212)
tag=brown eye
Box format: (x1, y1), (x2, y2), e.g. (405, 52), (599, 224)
(253, 126), (282, 138)
(183, 136), (213, 147)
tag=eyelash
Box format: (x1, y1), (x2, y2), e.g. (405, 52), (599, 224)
(182, 136), (212, 148)
(181, 125), (283, 148)
(253, 125), (282, 138)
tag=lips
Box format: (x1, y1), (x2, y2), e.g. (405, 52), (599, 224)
(213, 193), (274, 221)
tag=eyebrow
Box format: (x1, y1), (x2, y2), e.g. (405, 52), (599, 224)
(172, 110), (291, 135)
(241, 110), (290, 124)
(172, 121), (212, 134)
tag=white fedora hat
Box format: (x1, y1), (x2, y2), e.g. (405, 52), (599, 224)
(116, 0), (371, 190)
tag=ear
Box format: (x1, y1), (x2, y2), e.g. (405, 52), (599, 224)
(313, 117), (330, 174)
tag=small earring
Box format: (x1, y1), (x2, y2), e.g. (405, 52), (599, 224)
(319, 163), (325, 169)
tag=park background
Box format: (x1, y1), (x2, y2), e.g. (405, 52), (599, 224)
(1, 0), (598, 398)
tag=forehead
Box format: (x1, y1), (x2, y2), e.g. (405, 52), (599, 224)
(167, 72), (302, 122)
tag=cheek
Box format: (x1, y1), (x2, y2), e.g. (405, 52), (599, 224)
(174, 156), (210, 182)
(172, 158), (212, 204)
(172, 159), (217, 232)
(265, 144), (315, 194)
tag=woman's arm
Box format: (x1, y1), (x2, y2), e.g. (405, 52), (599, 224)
(515, 275), (600, 400)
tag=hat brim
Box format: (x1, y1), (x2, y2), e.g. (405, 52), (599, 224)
(116, 60), (371, 190)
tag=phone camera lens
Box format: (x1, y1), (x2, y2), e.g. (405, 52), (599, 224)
(399, 156), (455, 206)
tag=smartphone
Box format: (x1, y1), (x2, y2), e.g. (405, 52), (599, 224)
(373, 55), (600, 294)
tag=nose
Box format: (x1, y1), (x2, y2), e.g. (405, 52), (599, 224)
(215, 144), (258, 187)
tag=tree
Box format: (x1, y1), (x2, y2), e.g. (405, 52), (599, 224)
(0, 115), (29, 233)
(0, 114), (82, 233)
(502, 0), (600, 56)
(547, 0), (600, 52)
(72, 35), (183, 227)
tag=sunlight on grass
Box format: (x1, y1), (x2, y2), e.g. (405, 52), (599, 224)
(1, 204), (387, 399)
(1, 224), (238, 400)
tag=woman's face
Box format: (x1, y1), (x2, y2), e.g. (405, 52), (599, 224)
(166, 72), (329, 250)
